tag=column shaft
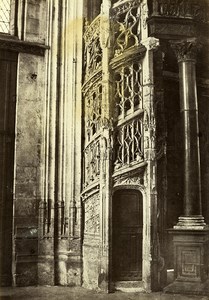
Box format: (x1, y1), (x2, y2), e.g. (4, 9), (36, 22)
(179, 60), (201, 216)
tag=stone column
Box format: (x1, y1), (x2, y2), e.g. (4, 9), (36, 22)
(164, 38), (209, 295)
(172, 38), (205, 228)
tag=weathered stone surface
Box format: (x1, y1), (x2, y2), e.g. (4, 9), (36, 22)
(15, 262), (38, 286)
(82, 241), (100, 290)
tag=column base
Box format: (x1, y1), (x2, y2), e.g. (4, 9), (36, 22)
(174, 216), (207, 230)
(164, 226), (209, 296)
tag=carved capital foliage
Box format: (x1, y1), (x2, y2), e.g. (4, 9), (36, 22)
(141, 37), (160, 51)
(170, 38), (202, 62)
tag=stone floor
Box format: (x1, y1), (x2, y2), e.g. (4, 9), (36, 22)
(0, 287), (208, 300)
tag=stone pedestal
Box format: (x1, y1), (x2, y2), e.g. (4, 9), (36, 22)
(165, 229), (209, 295)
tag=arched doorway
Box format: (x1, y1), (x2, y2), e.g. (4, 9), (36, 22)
(112, 189), (143, 281)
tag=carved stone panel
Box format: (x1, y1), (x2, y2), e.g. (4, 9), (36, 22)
(84, 192), (100, 235)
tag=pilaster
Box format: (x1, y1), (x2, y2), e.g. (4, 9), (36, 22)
(141, 36), (160, 292)
(37, 0), (58, 286)
(64, 0), (83, 286)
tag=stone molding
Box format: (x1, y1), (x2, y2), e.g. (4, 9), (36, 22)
(152, 0), (209, 23)
(0, 35), (49, 56)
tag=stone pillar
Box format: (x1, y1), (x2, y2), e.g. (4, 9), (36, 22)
(164, 38), (209, 295)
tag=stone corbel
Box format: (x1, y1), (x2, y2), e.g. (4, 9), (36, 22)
(141, 37), (160, 51)
(141, 37), (159, 85)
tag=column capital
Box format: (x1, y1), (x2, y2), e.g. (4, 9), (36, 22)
(170, 38), (202, 63)
(141, 37), (160, 51)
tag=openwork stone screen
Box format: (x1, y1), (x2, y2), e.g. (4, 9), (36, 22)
(0, 0), (11, 33)
(114, 62), (142, 119)
(115, 118), (143, 169)
(112, 0), (141, 56)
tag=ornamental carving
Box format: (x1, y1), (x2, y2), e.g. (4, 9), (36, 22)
(84, 193), (100, 234)
(83, 16), (102, 80)
(155, 0), (209, 22)
(113, 174), (144, 188)
(170, 38), (201, 62)
(84, 81), (102, 142)
(83, 138), (101, 188)
(111, 0), (141, 56)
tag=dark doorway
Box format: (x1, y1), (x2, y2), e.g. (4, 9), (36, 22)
(0, 50), (17, 286)
(112, 189), (143, 281)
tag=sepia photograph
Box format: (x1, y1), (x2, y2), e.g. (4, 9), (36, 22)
(0, 0), (209, 299)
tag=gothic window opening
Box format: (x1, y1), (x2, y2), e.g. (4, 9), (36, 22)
(113, 60), (143, 170)
(114, 118), (143, 169)
(0, 0), (11, 33)
(114, 62), (142, 120)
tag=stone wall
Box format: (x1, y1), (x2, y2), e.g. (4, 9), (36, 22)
(14, 53), (46, 286)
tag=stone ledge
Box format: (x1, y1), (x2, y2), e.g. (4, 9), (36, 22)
(0, 35), (49, 56)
